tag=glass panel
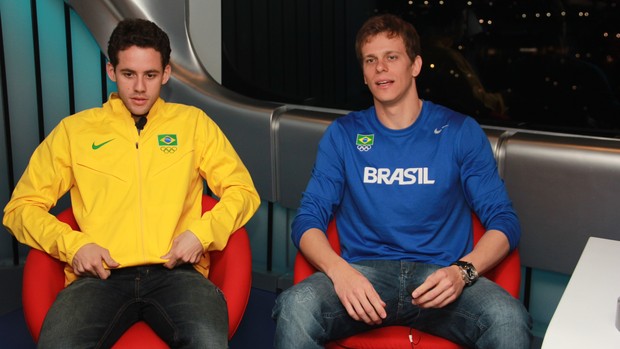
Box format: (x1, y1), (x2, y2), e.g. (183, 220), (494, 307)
(222, 0), (620, 138)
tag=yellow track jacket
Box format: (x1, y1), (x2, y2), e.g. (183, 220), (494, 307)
(3, 94), (260, 285)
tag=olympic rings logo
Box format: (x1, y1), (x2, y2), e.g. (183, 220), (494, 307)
(357, 145), (372, 152)
(160, 147), (177, 154)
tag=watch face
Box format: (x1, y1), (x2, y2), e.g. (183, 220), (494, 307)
(454, 261), (478, 283)
(452, 261), (478, 285)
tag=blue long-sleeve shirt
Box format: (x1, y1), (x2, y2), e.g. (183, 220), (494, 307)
(292, 101), (520, 266)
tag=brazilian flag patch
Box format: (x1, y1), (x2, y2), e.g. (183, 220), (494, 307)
(356, 134), (374, 152)
(158, 134), (178, 146)
(158, 134), (178, 154)
(356, 134), (374, 146)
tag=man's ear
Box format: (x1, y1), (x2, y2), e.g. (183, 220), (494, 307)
(162, 64), (171, 85)
(412, 55), (422, 78)
(106, 62), (117, 82)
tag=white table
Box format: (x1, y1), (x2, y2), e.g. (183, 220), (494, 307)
(541, 237), (620, 348)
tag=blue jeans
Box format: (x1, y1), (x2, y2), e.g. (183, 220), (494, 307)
(273, 260), (532, 349)
(38, 264), (228, 349)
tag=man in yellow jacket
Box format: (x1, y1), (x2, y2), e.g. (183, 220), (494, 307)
(3, 18), (259, 348)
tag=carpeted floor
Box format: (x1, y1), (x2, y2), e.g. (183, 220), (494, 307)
(0, 308), (35, 349)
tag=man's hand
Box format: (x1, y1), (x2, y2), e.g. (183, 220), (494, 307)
(330, 263), (387, 325)
(411, 265), (464, 308)
(298, 228), (386, 325)
(72, 243), (120, 279)
(161, 230), (203, 269)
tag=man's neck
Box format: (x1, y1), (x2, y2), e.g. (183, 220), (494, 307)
(375, 98), (423, 130)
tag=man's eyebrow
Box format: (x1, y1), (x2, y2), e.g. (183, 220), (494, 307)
(363, 51), (399, 59)
(119, 68), (161, 74)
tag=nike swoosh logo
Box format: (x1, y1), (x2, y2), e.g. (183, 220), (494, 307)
(434, 124), (449, 134)
(92, 139), (115, 150)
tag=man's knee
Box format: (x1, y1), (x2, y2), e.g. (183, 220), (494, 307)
(274, 283), (322, 322)
(478, 297), (532, 348)
(487, 297), (531, 328)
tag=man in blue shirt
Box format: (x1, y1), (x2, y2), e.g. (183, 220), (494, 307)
(273, 14), (531, 348)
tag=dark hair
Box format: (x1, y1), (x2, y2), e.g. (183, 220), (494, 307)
(355, 14), (421, 65)
(107, 18), (171, 68)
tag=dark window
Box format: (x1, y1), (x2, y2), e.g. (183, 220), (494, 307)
(222, 0), (620, 138)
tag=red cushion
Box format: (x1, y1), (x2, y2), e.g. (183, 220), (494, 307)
(326, 326), (465, 349)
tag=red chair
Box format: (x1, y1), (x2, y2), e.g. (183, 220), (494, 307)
(22, 194), (252, 348)
(294, 213), (521, 349)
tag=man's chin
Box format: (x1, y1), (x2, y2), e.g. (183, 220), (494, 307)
(129, 107), (151, 118)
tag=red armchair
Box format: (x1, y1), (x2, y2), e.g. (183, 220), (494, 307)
(22, 194), (252, 348)
(293, 213), (521, 349)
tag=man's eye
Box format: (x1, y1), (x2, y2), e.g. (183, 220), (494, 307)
(388, 55), (397, 60)
(365, 58), (375, 64)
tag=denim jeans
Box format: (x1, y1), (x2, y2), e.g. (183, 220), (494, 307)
(38, 264), (228, 349)
(273, 260), (532, 349)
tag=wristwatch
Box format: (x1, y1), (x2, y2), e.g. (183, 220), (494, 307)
(451, 261), (479, 286)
